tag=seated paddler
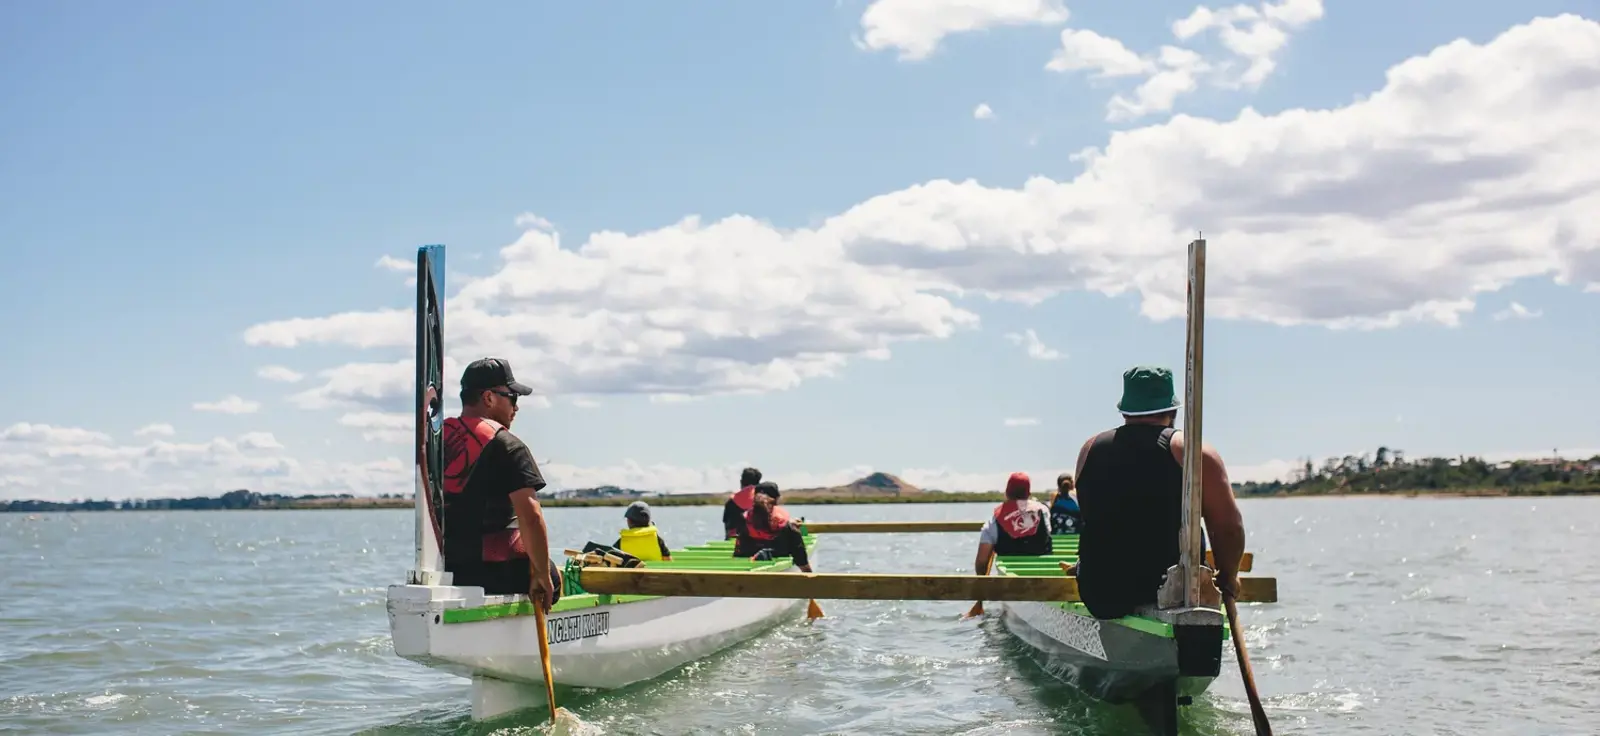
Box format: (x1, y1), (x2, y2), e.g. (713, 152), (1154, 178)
(974, 471), (1052, 574)
(613, 501), (672, 562)
(723, 466), (762, 540)
(1048, 472), (1082, 534)
(1070, 365), (1246, 620)
(734, 482), (813, 572)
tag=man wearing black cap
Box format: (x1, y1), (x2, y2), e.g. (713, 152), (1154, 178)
(439, 357), (560, 611)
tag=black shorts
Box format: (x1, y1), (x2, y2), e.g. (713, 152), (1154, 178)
(453, 558), (563, 605)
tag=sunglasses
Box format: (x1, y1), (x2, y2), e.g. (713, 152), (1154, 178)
(489, 389), (519, 406)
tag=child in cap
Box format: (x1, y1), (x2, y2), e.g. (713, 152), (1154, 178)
(614, 501), (672, 562)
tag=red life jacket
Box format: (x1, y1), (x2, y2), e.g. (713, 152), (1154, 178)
(743, 505), (791, 542)
(730, 484), (756, 511)
(992, 499), (1051, 556)
(442, 416), (504, 495)
(440, 416), (523, 562)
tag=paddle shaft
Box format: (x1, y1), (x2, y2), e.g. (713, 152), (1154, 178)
(964, 551), (996, 618)
(532, 603), (560, 723)
(1224, 595), (1272, 735)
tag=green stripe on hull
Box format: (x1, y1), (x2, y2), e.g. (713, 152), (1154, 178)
(996, 534), (1231, 641)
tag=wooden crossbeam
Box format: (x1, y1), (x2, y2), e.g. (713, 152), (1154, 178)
(577, 568), (1278, 603)
(802, 521), (983, 533)
(798, 522), (1254, 570)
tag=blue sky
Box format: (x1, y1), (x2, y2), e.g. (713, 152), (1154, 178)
(3, 0), (1599, 500)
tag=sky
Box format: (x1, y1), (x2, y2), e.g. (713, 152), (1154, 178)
(3, 0), (1600, 501)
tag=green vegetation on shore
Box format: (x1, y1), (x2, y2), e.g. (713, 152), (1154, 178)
(1235, 447), (1600, 497)
(8, 451), (1600, 513)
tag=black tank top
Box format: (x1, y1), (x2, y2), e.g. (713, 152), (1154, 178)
(1075, 424), (1184, 619)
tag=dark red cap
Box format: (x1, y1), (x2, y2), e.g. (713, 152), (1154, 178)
(1005, 472), (1031, 499)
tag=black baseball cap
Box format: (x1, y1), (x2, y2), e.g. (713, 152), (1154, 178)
(460, 358), (533, 395)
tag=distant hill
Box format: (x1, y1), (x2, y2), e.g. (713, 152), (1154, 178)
(785, 472), (921, 496)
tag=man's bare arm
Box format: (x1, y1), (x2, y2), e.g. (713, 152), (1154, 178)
(1170, 435), (1246, 593)
(509, 488), (553, 606)
(974, 542), (995, 576)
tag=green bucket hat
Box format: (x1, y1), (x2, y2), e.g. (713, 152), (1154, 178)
(1117, 365), (1181, 416)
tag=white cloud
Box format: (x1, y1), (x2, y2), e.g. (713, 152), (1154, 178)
(0, 427), (320, 501)
(193, 396), (262, 415)
(858, 0), (1070, 61)
(570, 397), (602, 409)
(375, 255), (413, 273)
(973, 103), (995, 120)
(243, 310), (410, 349)
(1046, 28), (1156, 77)
(1172, 0), (1325, 87)
(0, 423), (112, 444)
(515, 212), (554, 230)
(825, 15), (1600, 328)
(18, 15), (1596, 502)
(1493, 301), (1543, 320)
(134, 423), (176, 438)
(339, 411), (413, 444)
(251, 216), (977, 414)
(1003, 328), (1063, 360)
(257, 365), (305, 383)
(1106, 47), (1212, 122)
(1003, 417), (1041, 427)
(235, 432), (285, 451)
(1047, 0), (1324, 120)
(245, 15), (1600, 415)
(0, 454), (44, 470)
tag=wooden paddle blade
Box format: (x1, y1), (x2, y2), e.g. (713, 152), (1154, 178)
(1224, 596), (1273, 735)
(549, 707), (583, 736)
(532, 605), (560, 726)
(806, 598), (825, 619)
(960, 601), (984, 620)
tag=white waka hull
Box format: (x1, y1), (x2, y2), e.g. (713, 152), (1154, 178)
(387, 582), (805, 720)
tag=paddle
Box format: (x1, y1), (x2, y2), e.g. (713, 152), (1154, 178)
(807, 597), (825, 620)
(961, 552), (996, 620)
(1223, 591), (1272, 735)
(532, 600), (577, 729)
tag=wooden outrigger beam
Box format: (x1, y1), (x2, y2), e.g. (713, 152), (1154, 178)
(802, 521), (982, 533)
(577, 568), (1278, 603)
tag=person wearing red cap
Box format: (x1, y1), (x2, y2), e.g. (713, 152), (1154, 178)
(974, 471), (1053, 574)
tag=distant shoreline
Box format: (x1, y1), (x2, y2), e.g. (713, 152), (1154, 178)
(5, 486), (1597, 513)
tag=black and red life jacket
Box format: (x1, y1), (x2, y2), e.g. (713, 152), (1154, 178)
(441, 415), (524, 563)
(743, 505), (791, 542)
(992, 499), (1052, 556)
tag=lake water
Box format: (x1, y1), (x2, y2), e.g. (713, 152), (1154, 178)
(2, 498), (1597, 735)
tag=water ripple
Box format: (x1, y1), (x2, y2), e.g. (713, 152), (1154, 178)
(2, 499), (1598, 735)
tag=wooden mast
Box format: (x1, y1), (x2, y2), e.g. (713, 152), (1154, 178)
(1158, 236), (1219, 611)
(1180, 236), (1208, 608)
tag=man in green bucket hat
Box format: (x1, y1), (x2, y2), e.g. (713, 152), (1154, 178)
(1067, 365), (1248, 620)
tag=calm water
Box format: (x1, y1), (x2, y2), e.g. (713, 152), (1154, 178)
(2, 498), (1597, 735)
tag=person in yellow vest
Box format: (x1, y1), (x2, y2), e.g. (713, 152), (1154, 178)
(613, 501), (672, 562)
